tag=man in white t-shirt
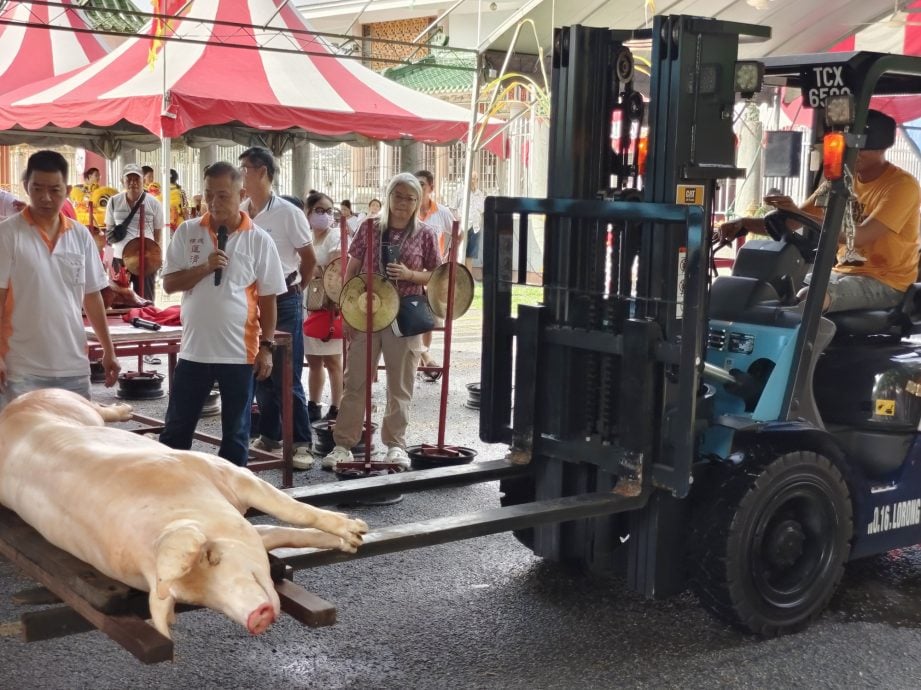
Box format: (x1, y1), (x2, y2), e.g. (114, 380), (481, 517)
(452, 170), (487, 271)
(0, 150), (119, 407)
(239, 147), (317, 468)
(105, 163), (165, 305)
(0, 189), (25, 222)
(159, 162), (287, 467)
(415, 170), (456, 375)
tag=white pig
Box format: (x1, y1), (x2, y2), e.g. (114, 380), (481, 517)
(0, 388), (368, 638)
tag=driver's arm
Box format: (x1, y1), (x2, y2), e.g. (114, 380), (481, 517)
(846, 217), (891, 248)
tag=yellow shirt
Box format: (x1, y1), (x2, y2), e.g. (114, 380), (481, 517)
(834, 164), (921, 292)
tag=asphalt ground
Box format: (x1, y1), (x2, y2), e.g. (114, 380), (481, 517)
(3, 307), (921, 688)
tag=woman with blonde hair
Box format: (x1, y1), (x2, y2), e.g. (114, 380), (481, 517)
(322, 172), (441, 471)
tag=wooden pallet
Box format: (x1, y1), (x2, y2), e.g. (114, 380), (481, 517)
(0, 508), (336, 664)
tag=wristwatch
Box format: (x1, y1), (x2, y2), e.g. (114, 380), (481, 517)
(259, 340), (275, 353)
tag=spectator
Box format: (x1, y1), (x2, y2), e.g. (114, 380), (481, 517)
(415, 169), (456, 375)
(322, 172), (441, 472)
(105, 163), (165, 313)
(303, 191), (343, 424)
(159, 162), (286, 466)
(0, 150), (119, 407)
(239, 146), (317, 469)
(68, 167), (99, 227)
(367, 198), (382, 217)
(340, 199), (361, 235)
(142, 165), (162, 199)
(168, 168), (191, 233)
(452, 170), (486, 272)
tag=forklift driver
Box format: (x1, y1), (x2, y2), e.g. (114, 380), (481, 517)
(719, 110), (920, 313)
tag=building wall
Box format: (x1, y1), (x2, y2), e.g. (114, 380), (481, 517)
(363, 17), (434, 71)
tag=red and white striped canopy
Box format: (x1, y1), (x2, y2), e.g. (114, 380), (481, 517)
(0, 0), (486, 146)
(0, 0), (107, 95)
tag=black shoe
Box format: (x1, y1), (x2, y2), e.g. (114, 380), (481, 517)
(324, 406), (339, 420)
(307, 401), (322, 422)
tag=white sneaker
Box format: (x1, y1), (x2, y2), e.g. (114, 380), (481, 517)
(250, 436), (281, 452)
(383, 446), (411, 470)
(292, 447), (314, 470)
(322, 446), (354, 470)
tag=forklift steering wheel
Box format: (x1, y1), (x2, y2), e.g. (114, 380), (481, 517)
(763, 208), (823, 259)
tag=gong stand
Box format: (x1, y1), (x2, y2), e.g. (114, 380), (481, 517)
(417, 221), (466, 460)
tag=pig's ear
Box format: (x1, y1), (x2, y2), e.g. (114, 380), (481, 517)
(154, 521), (208, 600)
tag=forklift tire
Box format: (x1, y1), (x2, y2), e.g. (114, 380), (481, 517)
(499, 476), (535, 549)
(689, 451), (852, 636)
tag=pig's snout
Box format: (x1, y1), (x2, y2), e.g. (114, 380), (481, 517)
(246, 603), (276, 635)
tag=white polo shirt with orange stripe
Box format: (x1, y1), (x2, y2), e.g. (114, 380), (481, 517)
(0, 209), (108, 377)
(164, 212), (286, 365)
(418, 200), (456, 256)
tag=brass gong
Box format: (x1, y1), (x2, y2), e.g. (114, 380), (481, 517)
(339, 274), (399, 332)
(426, 262), (475, 320)
(323, 256), (345, 304)
(121, 237), (162, 276)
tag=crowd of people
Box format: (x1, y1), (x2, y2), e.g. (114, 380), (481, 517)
(0, 146), (484, 475)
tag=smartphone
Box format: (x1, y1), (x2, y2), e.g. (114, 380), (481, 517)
(383, 243), (401, 265)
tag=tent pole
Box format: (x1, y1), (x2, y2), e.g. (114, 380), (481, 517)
(458, 50), (484, 260)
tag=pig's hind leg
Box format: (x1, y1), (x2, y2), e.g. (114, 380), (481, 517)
(254, 525), (358, 553)
(226, 470), (368, 549)
(91, 401), (134, 423)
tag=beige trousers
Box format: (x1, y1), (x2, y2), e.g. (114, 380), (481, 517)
(333, 327), (423, 450)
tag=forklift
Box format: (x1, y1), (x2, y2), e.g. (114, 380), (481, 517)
(481, 15), (921, 635)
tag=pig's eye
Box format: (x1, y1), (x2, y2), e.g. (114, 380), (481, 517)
(205, 547), (222, 566)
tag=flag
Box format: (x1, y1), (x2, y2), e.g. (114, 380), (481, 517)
(148, 1), (187, 70)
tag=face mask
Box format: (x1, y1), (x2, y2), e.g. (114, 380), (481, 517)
(310, 211), (332, 231)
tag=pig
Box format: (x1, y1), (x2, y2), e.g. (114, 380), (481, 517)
(0, 388), (368, 638)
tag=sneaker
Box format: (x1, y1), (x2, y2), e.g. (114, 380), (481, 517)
(143, 354), (162, 365)
(322, 445), (354, 470)
(307, 401), (322, 422)
(292, 447), (314, 470)
(250, 436), (281, 452)
(324, 405), (339, 421)
(382, 446), (411, 470)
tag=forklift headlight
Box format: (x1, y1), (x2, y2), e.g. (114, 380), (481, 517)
(823, 132), (846, 180)
(825, 94), (855, 126)
(733, 61), (764, 97)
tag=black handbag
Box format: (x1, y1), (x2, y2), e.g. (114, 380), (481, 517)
(381, 228), (435, 337)
(393, 294), (435, 337)
(107, 192), (146, 244)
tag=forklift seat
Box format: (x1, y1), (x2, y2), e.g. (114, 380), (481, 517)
(828, 283), (921, 339)
(710, 276), (802, 327)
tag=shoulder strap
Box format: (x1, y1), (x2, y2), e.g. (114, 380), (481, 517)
(122, 191), (147, 226)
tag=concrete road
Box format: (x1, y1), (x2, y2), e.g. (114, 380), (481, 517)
(2, 310), (921, 688)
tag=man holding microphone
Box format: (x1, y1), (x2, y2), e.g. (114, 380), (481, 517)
(158, 162), (286, 466)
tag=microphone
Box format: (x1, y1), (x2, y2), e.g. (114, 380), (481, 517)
(131, 317), (161, 331)
(214, 225), (228, 286)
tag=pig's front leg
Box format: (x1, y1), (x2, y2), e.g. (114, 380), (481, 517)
(147, 590), (176, 639)
(226, 471), (367, 549)
(254, 525), (358, 553)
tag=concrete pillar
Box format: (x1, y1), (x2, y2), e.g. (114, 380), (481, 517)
(198, 145), (219, 176)
(292, 138), (311, 198)
(379, 142), (394, 191)
(735, 102), (763, 218)
(401, 141), (422, 174)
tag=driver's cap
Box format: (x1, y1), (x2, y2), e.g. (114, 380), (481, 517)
(861, 110), (896, 151)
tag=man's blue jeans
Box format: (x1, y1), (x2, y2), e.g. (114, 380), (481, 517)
(254, 290), (313, 446)
(159, 359), (254, 466)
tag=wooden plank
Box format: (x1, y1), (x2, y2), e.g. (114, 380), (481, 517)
(275, 579), (336, 628)
(0, 508), (173, 663)
(275, 491), (650, 570)
(0, 510), (134, 613)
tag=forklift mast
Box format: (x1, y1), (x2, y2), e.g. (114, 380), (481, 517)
(482, 15), (768, 596)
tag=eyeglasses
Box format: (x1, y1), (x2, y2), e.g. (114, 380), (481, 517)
(312, 207), (334, 215)
(390, 192), (418, 205)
